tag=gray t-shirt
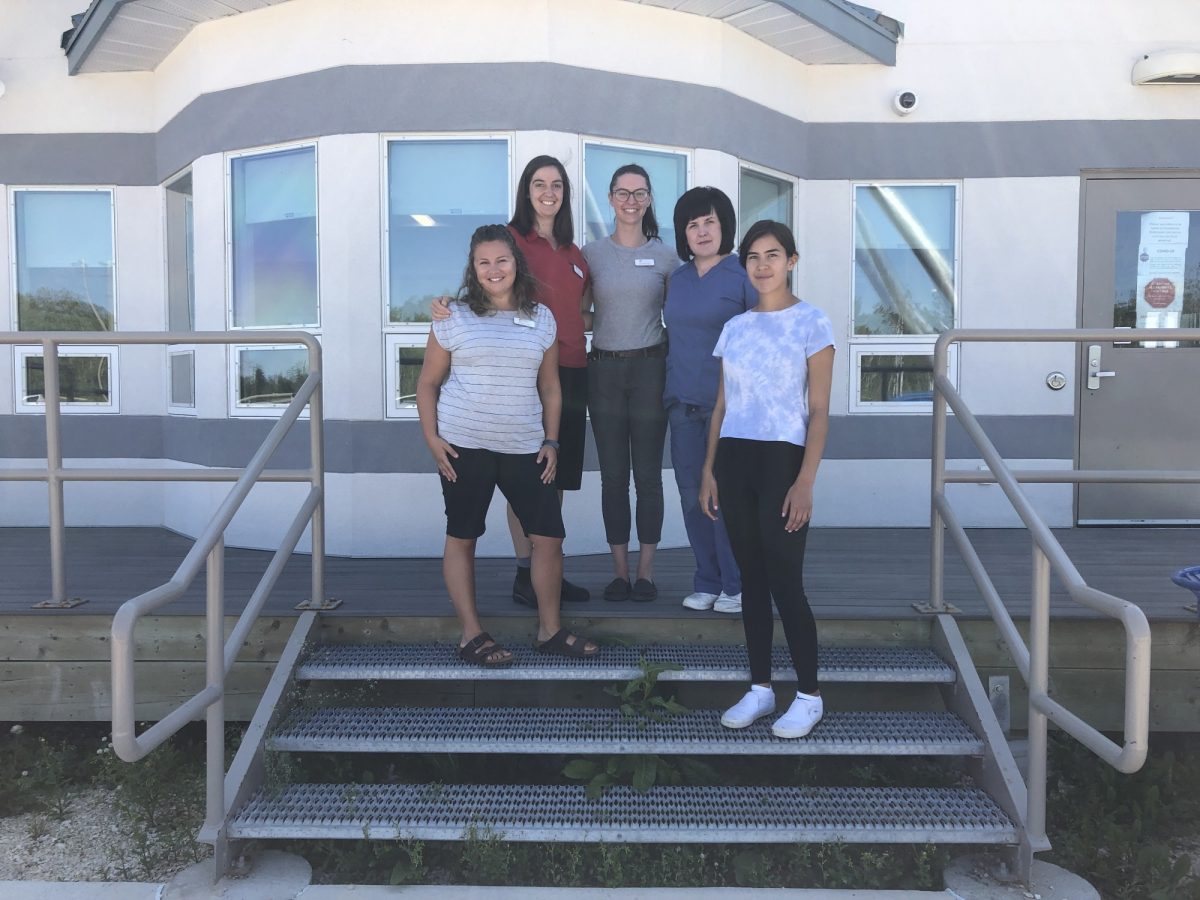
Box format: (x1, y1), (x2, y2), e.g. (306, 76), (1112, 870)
(582, 236), (679, 351)
(432, 302), (557, 454)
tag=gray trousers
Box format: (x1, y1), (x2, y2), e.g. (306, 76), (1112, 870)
(587, 355), (668, 546)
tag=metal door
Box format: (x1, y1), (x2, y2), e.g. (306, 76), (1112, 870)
(1078, 175), (1200, 523)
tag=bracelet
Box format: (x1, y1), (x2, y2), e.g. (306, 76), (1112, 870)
(541, 439), (560, 450)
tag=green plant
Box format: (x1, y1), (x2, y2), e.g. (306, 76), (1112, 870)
(460, 824), (513, 883)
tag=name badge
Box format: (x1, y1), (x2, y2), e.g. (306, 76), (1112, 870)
(635, 258), (655, 267)
(572, 264), (585, 279)
(513, 315), (536, 328)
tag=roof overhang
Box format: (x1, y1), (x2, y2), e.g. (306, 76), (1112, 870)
(62, 0), (901, 75)
(619, 0), (902, 66)
(62, 0), (297, 75)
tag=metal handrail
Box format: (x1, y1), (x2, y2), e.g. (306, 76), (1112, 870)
(0, 330), (325, 850)
(930, 326), (1200, 874)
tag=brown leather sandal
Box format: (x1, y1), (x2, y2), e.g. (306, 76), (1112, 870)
(457, 632), (514, 668)
(534, 628), (599, 658)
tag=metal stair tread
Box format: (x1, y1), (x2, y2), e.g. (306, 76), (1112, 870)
(270, 707), (983, 756)
(230, 783), (1016, 844)
(296, 642), (955, 683)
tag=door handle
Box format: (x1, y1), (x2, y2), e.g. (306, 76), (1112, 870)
(1086, 344), (1116, 390)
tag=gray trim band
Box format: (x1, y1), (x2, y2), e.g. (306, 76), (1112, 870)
(3, 64), (1200, 185)
(0, 414), (1073, 470)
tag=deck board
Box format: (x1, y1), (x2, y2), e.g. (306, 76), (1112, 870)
(1, 526), (1196, 622)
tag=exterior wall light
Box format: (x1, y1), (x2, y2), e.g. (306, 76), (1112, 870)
(1132, 50), (1200, 84)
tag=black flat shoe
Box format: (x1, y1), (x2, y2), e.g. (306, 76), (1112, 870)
(561, 577), (591, 603)
(603, 577), (632, 602)
(512, 573), (538, 608)
(631, 578), (658, 602)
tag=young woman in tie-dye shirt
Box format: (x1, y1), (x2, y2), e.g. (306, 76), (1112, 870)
(699, 220), (835, 741)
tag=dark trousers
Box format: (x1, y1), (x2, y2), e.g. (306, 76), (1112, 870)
(668, 403), (740, 596)
(587, 355), (668, 545)
(715, 437), (818, 692)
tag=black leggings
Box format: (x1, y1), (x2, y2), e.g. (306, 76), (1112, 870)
(714, 437), (818, 692)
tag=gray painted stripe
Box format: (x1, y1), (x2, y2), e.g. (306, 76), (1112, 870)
(0, 414), (1073, 470)
(3, 64), (1200, 185)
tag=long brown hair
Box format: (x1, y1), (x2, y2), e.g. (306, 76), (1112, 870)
(456, 224), (539, 318)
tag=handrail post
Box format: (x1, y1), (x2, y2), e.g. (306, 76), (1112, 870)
(204, 538), (227, 851)
(309, 341), (327, 607)
(1022, 542), (1052, 882)
(42, 339), (69, 607)
(919, 333), (953, 614)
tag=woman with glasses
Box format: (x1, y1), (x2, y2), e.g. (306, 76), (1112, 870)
(432, 156), (592, 610)
(580, 164), (680, 602)
(664, 186), (757, 615)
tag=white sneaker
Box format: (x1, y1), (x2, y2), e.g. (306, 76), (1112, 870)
(682, 591), (718, 610)
(713, 591), (742, 614)
(720, 685), (776, 729)
(772, 691), (824, 739)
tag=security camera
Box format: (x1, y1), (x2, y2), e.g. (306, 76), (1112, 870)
(892, 90), (918, 116)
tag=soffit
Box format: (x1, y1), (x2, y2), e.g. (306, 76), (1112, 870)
(63, 0), (297, 75)
(619, 0), (902, 65)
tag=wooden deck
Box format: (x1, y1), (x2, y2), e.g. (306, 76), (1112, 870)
(2, 527), (1196, 728)
(1, 526), (1196, 622)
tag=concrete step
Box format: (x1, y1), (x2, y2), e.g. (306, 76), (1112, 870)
(270, 706), (983, 756)
(230, 783), (1016, 844)
(297, 643), (955, 683)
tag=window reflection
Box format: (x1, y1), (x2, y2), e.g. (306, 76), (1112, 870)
(15, 190), (115, 332)
(236, 347), (309, 406)
(854, 185), (956, 336)
(395, 347), (424, 407)
(858, 353), (934, 403)
(583, 143), (687, 250)
(388, 140), (509, 323)
(24, 355), (110, 404)
(231, 147), (319, 328)
(166, 172), (196, 332)
(170, 352), (195, 407)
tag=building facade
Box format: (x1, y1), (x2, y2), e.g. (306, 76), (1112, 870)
(2, 0), (1198, 556)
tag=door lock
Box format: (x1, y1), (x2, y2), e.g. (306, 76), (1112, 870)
(1086, 344), (1117, 390)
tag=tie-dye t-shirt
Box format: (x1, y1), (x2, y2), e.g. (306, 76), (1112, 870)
(712, 301), (835, 446)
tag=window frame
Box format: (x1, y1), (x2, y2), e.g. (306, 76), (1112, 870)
(380, 132), (514, 334)
(13, 344), (120, 414)
(736, 161), (798, 242)
(8, 185), (118, 332)
(579, 136), (693, 249)
(383, 332), (432, 420)
(227, 341), (315, 418)
(848, 180), (962, 415)
(224, 141), (321, 332)
(163, 167), (196, 334)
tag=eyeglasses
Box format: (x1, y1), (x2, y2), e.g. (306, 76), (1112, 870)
(610, 188), (651, 203)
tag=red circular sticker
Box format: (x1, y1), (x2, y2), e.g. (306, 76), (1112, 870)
(1143, 277), (1176, 309)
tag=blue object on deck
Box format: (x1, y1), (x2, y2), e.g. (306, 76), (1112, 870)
(1172, 566), (1200, 617)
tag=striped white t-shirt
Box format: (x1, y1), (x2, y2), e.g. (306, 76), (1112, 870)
(432, 301), (557, 454)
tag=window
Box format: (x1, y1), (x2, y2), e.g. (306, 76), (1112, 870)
(168, 350), (196, 412)
(165, 171), (195, 332)
(386, 137), (510, 324)
(384, 334), (427, 417)
(14, 345), (119, 413)
(739, 166), (793, 237)
(851, 183), (959, 412)
(12, 189), (115, 331)
(229, 146), (319, 328)
(229, 344), (310, 416)
(582, 141), (689, 251)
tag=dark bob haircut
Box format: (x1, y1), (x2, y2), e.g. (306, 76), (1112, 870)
(608, 163), (660, 242)
(457, 224), (538, 319)
(672, 186), (736, 262)
(738, 219), (798, 269)
(509, 155), (574, 248)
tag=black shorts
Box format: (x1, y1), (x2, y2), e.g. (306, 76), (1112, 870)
(556, 365), (588, 491)
(441, 445), (565, 540)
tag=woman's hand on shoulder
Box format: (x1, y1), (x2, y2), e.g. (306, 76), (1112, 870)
(699, 468), (720, 521)
(781, 479), (813, 532)
(430, 296), (453, 321)
(427, 436), (459, 482)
